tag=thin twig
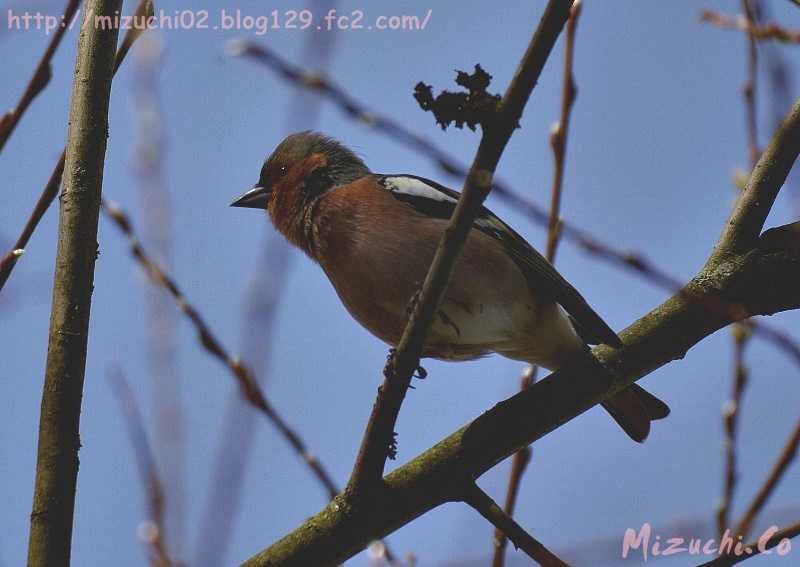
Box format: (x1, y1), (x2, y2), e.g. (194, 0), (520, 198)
(718, 1), (760, 539)
(345, 0), (575, 498)
(193, 235), (293, 567)
(464, 483), (570, 567)
(545, 0), (580, 262)
(733, 418), (800, 539)
(493, 367), (535, 567)
(229, 37), (800, 373)
(764, 44), (800, 227)
(697, 521), (800, 566)
(129, 33), (185, 559)
(0, 151), (65, 291)
(107, 368), (174, 567)
(101, 199), (339, 500)
(0, 0), (154, 294)
(714, 26), (800, 255)
(0, 0), (80, 152)
(762, 4), (796, 135)
(705, 86), (800, 368)
(494, 3), (581, 565)
(742, 0), (761, 169)
(701, 10), (800, 44)
(717, 324), (752, 538)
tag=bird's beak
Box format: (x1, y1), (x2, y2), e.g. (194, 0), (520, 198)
(230, 185), (271, 209)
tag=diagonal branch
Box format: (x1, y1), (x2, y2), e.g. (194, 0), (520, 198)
(715, 90), (800, 255)
(495, 3), (581, 565)
(129, 33), (185, 559)
(108, 368), (175, 567)
(733, 418), (800, 539)
(107, 197), (400, 563)
(0, 0), (80, 153)
(742, 0), (761, 169)
(494, 368), (535, 567)
(241, 92), (800, 566)
(544, 0), (581, 263)
(102, 199), (339, 500)
(463, 483), (570, 567)
(717, 324), (751, 538)
(700, 10), (800, 44)
(0, 0), (154, 295)
(243, 217), (800, 567)
(346, 0), (575, 498)
(718, 0), (759, 540)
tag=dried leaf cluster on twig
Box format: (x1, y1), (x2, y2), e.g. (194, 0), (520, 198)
(413, 64), (503, 131)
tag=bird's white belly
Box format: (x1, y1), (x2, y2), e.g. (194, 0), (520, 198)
(427, 297), (537, 351)
(427, 295), (583, 368)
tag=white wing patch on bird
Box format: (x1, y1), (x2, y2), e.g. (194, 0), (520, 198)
(376, 173), (616, 344)
(382, 175), (458, 203)
(379, 174), (516, 241)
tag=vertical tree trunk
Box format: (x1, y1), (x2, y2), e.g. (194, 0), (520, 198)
(27, 2), (123, 565)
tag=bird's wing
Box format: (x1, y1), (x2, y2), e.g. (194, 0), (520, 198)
(376, 174), (622, 347)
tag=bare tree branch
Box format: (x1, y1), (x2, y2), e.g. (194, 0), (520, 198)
(0, 150), (65, 291)
(464, 483), (570, 567)
(193, 232), (293, 564)
(243, 216), (800, 566)
(701, 9), (800, 44)
(240, 92), (800, 566)
(495, 3), (581, 564)
(544, 0), (580, 263)
(493, 368), (534, 567)
(128, 32), (185, 560)
(0, 0), (154, 295)
(717, 324), (752, 538)
(0, 0), (80, 152)
(102, 199), (340, 500)
(742, 0), (761, 169)
(346, 0), (575, 498)
(108, 368), (175, 567)
(27, 2), (123, 564)
(733, 419), (800, 539)
(715, 64), (800, 255)
(718, 1), (759, 540)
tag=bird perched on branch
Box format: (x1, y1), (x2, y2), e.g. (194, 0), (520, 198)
(231, 131), (669, 441)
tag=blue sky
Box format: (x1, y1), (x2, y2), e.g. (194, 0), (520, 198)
(2, 1), (800, 566)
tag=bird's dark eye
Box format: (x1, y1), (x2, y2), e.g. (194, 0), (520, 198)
(279, 165), (288, 177)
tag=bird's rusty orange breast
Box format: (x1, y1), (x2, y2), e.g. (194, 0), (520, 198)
(308, 176), (539, 357)
(309, 177), (422, 345)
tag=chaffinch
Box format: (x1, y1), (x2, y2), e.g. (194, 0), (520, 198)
(232, 131), (669, 441)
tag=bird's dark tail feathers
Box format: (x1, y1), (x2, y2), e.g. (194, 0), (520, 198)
(602, 384), (670, 442)
(567, 342), (670, 442)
